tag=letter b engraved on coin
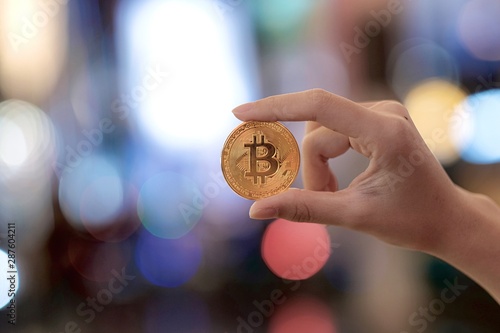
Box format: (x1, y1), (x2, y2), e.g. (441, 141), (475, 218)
(222, 121), (300, 200)
(244, 134), (279, 184)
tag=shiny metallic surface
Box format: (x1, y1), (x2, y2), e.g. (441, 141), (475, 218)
(221, 121), (300, 199)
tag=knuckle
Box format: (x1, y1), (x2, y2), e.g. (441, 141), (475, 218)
(382, 99), (404, 108)
(284, 190), (313, 222)
(383, 115), (413, 138)
(289, 204), (312, 222)
(302, 131), (317, 152)
(310, 88), (332, 111)
(381, 100), (411, 118)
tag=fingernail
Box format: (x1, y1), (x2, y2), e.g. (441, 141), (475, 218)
(249, 206), (277, 220)
(232, 102), (253, 115)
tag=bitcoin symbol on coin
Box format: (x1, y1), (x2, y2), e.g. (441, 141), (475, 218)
(221, 121), (300, 200)
(244, 134), (279, 184)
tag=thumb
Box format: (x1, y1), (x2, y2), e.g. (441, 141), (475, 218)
(249, 188), (355, 225)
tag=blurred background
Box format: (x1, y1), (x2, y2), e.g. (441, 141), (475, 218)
(0, 0), (499, 332)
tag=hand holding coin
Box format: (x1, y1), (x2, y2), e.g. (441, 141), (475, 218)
(227, 89), (500, 305)
(229, 89), (460, 251)
(221, 121), (300, 200)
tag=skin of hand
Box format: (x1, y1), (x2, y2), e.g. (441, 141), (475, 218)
(232, 89), (500, 304)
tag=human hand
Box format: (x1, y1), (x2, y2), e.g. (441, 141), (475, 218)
(232, 89), (463, 253)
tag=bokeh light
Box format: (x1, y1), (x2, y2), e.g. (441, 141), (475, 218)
(0, 120), (25, 167)
(137, 172), (204, 239)
(0, 249), (19, 309)
(0, 99), (55, 181)
(268, 296), (337, 333)
(84, 183), (141, 243)
(253, 0), (313, 39)
(0, 0), (67, 101)
(388, 39), (459, 100)
(404, 79), (468, 166)
(80, 176), (123, 227)
(116, 0), (248, 151)
(0, 100), (56, 258)
(58, 155), (125, 231)
(458, 0), (500, 61)
(451, 89), (500, 164)
(136, 230), (202, 288)
(261, 219), (331, 280)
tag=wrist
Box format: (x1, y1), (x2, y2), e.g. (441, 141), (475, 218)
(427, 186), (500, 303)
(432, 187), (498, 260)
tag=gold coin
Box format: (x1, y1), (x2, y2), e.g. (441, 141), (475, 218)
(221, 121), (300, 200)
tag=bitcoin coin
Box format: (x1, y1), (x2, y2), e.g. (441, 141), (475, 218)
(221, 121), (300, 200)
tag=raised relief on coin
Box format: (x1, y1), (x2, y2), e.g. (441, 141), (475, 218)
(221, 121), (300, 199)
(244, 134), (279, 184)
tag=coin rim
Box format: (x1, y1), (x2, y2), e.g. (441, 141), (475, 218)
(221, 121), (300, 200)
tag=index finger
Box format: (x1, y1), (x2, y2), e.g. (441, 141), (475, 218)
(232, 89), (380, 139)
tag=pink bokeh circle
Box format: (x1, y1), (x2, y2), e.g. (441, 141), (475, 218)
(261, 219), (331, 280)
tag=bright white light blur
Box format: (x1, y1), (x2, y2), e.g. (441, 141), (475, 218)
(0, 100), (56, 253)
(0, 100), (55, 179)
(451, 90), (500, 164)
(117, 0), (249, 150)
(0, 119), (28, 167)
(59, 155), (125, 230)
(0, 250), (19, 309)
(458, 0), (500, 61)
